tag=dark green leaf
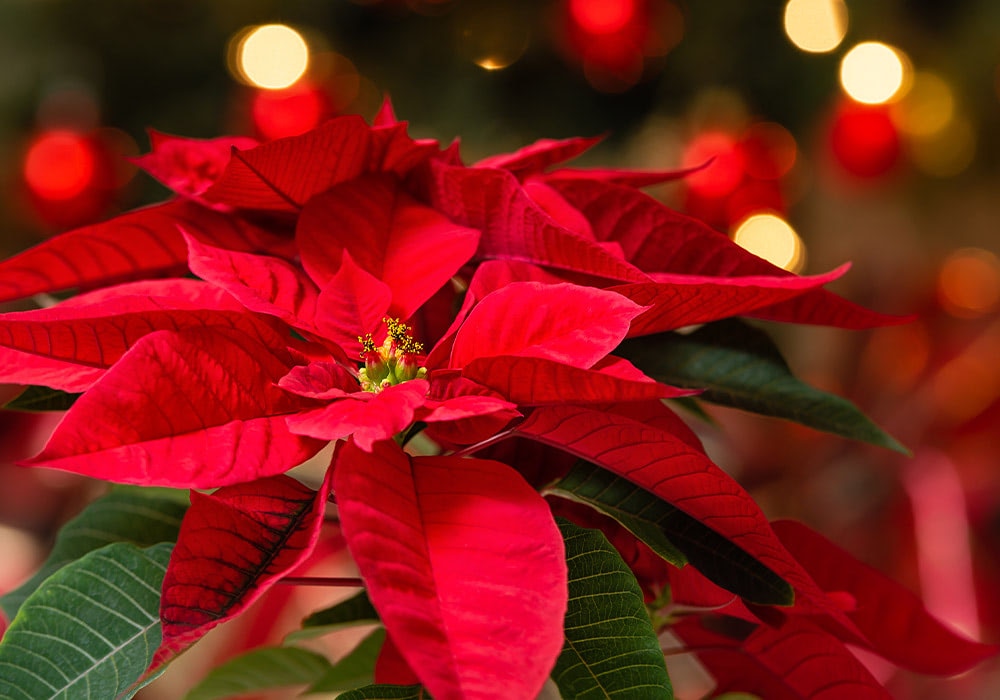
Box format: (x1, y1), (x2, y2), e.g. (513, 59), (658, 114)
(550, 462), (794, 606)
(619, 319), (907, 453)
(550, 462), (687, 567)
(2, 385), (80, 412)
(0, 542), (172, 700)
(183, 646), (333, 700)
(307, 628), (385, 693)
(335, 684), (429, 699)
(287, 589), (380, 643)
(1, 488), (187, 620)
(552, 519), (673, 700)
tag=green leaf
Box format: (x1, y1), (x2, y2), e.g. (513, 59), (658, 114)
(549, 462), (687, 567)
(1, 489), (187, 620)
(183, 646), (333, 700)
(0, 542), (172, 700)
(335, 684), (429, 699)
(618, 319), (907, 453)
(552, 519), (673, 700)
(549, 462), (794, 606)
(287, 589), (380, 643)
(2, 385), (80, 412)
(307, 628), (385, 693)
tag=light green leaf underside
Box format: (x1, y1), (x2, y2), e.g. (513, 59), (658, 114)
(0, 542), (172, 700)
(1, 489), (186, 620)
(183, 645), (333, 700)
(552, 519), (673, 700)
(619, 319), (907, 454)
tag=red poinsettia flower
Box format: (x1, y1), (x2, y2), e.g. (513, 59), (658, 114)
(1, 102), (992, 700)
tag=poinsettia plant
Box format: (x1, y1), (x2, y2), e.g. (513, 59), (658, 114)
(0, 100), (995, 700)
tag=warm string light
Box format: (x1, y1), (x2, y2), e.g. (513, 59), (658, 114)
(229, 24), (311, 90)
(731, 212), (806, 273)
(783, 0), (848, 54)
(839, 41), (911, 105)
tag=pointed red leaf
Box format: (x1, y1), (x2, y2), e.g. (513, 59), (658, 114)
(0, 293), (292, 392)
(374, 632), (422, 686)
(202, 116), (438, 212)
(674, 615), (891, 700)
(315, 251), (393, 356)
(185, 232), (320, 331)
(772, 519), (999, 675)
(449, 282), (644, 369)
(545, 163), (706, 187)
(23, 327), (323, 488)
(0, 201), (189, 304)
(278, 360), (358, 400)
(612, 266), (849, 336)
(297, 175), (480, 319)
(373, 95), (399, 127)
(552, 178), (907, 329)
(473, 136), (602, 177)
(334, 440), (567, 700)
(462, 354), (694, 405)
(522, 179), (595, 239)
(286, 380), (428, 451)
(422, 161), (647, 283)
(133, 130), (258, 198)
(515, 405), (850, 619)
(156, 470), (332, 665)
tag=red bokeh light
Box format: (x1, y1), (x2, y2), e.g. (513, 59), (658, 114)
(828, 102), (901, 179)
(681, 131), (745, 198)
(251, 83), (329, 141)
(569, 0), (636, 35)
(23, 130), (98, 201)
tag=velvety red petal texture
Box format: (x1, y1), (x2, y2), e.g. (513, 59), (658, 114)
(374, 631), (422, 686)
(185, 232), (320, 331)
(133, 131), (258, 198)
(286, 380), (428, 451)
(461, 354), (694, 404)
(422, 161), (647, 283)
(773, 520), (1000, 675)
(449, 282), (644, 369)
(0, 201), (190, 304)
(544, 163), (706, 187)
(297, 175), (479, 320)
(334, 441), (567, 700)
(515, 405), (849, 621)
(202, 115), (438, 212)
(156, 470), (333, 666)
(552, 178), (907, 329)
(23, 327), (323, 488)
(674, 615), (892, 700)
(0, 297), (290, 392)
(278, 360), (359, 400)
(314, 251), (393, 356)
(473, 136), (602, 177)
(612, 266), (849, 336)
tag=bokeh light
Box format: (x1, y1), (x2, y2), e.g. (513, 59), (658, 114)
(741, 122), (797, 180)
(839, 41), (909, 105)
(783, 0), (848, 54)
(895, 72), (955, 138)
(569, 0), (636, 35)
(828, 102), (901, 178)
(251, 83), (328, 140)
(236, 24), (310, 90)
(731, 212), (805, 272)
(681, 131), (745, 198)
(908, 115), (976, 178)
(23, 130), (98, 201)
(938, 248), (1000, 318)
(457, 5), (530, 71)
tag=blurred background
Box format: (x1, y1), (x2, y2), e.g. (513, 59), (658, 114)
(1, 0), (999, 697)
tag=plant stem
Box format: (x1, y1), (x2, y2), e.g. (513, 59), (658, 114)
(278, 576), (364, 587)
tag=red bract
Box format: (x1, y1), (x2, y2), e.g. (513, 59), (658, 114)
(0, 103), (988, 700)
